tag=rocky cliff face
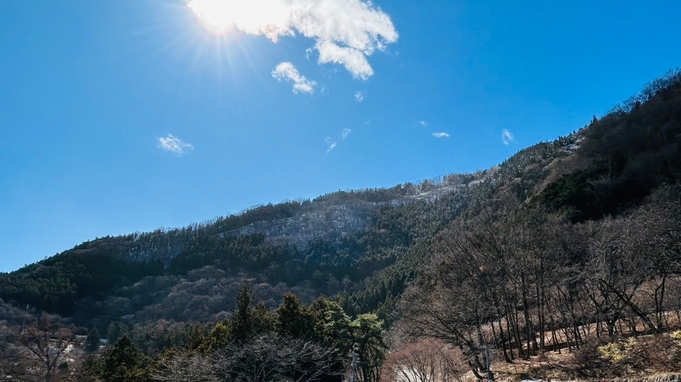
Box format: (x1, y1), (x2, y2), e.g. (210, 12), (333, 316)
(220, 175), (488, 248)
(221, 200), (377, 248)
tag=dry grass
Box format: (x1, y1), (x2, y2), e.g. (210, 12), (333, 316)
(456, 332), (681, 382)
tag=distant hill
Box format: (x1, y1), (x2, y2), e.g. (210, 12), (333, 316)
(0, 171), (486, 321)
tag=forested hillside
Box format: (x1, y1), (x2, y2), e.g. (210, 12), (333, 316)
(0, 174), (481, 323)
(392, 68), (681, 380)
(1, 69), (680, 381)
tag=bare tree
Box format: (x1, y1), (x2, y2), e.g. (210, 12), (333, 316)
(381, 339), (466, 382)
(151, 351), (214, 382)
(13, 313), (75, 382)
(0, 338), (27, 381)
(210, 334), (341, 382)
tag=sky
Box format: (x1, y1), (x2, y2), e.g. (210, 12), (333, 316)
(1, 0), (681, 272)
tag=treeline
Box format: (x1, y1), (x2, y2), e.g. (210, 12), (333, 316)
(29, 284), (386, 382)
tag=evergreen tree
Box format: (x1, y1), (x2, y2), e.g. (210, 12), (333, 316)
(231, 282), (254, 343)
(185, 323), (207, 351)
(85, 327), (101, 352)
(101, 336), (149, 382)
(252, 302), (275, 335)
(206, 321), (231, 351)
(106, 322), (124, 344)
(73, 354), (103, 382)
(351, 314), (387, 382)
(276, 292), (312, 338)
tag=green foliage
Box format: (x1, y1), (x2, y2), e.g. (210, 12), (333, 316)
(85, 327), (101, 352)
(0, 242), (163, 316)
(537, 168), (607, 222)
(167, 234), (293, 274)
(598, 341), (628, 363)
(0, 149), (476, 323)
(185, 323), (208, 351)
(276, 293), (313, 338)
(211, 201), (305, 233)
(206, 321), (232, 351)
(101, 336), (149, 382)
(252, 302), (275, 335)
(538, 69), (681, 221)
(351, 313), (388, 382)
(322, 301), (354, 352)
(671, 330), (681, 344)
(231, 282), (254, 344)
(74, 354), (103, 382)
(106, 322), (125, 344)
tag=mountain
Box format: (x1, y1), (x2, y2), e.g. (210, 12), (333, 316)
(0, 171), (484, 321)
(0, 131), (581, 326)
(1, 69), (679, 335)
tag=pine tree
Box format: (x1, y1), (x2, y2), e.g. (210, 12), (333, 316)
(276, 292), (312, 338)
(101, 336), (148, 382)
(231, 281), (254, 343)
(252, 302), (275, 334)
(185, 323), (207, 351)
(106, 322), (124, 344)
(207, 321), (231, 351)
(85, 327), (101, 352)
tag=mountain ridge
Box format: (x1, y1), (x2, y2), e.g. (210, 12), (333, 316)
(1, 68), (679, 330)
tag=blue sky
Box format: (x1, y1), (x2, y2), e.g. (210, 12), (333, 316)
(1, 0), (680, 272)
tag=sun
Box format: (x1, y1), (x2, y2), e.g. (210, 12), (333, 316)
(187, 0), (285, 36)
(187, 0), (239, 33)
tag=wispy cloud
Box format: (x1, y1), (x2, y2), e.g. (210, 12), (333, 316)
(325, 137), (337, 153)
(272, 62), (317, 94)
(432, 132), (449, 138)
(355, 92), (364, 102)
(187, 0), (398, 79)
(420, 121), (428, 126)
(325, 128), (352, 153)
(158, 134), (194, 156)
(502, 129), (514, 145)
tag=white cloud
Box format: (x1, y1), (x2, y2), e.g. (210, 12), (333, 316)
(325, 128), (352, 153)
(316, 40), (374, 80)
(432, 132), (449, 138)
(355, 91), (364, 102)
(325, 137), (337, 153)
(187, 0), (398, 79)
(272, 62), (317, 94)
(158, 134), (194, 156)
(502, 129), (514, 145)
(420, 121), (428, 126)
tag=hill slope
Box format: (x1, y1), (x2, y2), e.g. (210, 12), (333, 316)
(1, 69), (679, 335)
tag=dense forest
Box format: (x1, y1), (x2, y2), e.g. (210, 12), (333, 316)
(1, 68), (681, 381)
